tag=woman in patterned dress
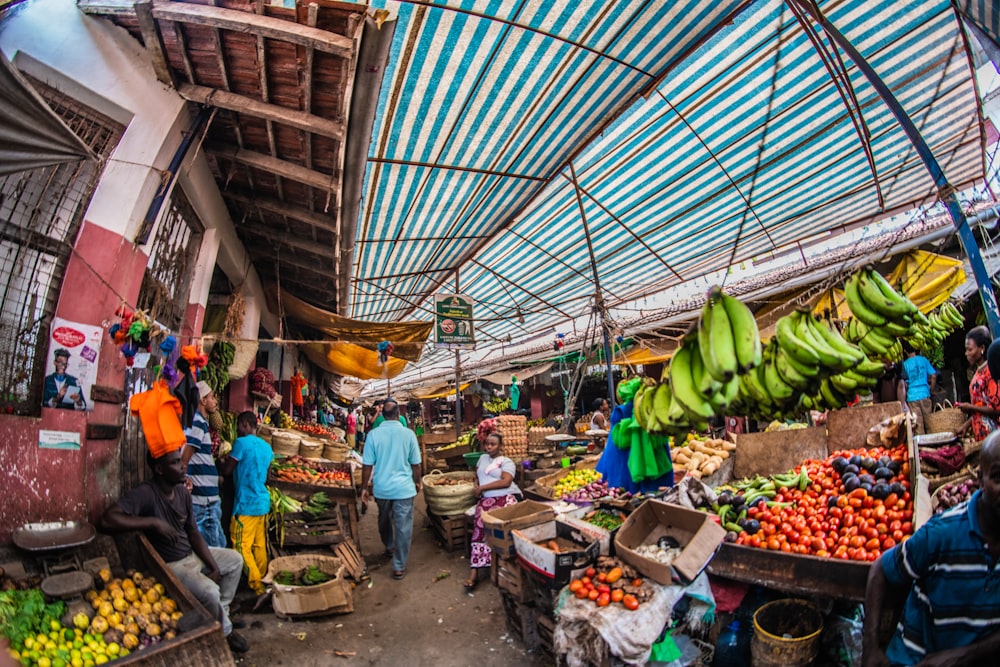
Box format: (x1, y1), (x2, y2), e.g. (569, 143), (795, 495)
(465, 432), (521, 591)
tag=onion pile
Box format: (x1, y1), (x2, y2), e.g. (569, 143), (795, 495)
(934, 477), (979, 514)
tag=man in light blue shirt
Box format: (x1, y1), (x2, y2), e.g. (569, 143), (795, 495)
(900, 343), (938, 435)
(361, 398), (422, 580)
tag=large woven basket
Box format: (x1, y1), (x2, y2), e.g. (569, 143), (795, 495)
(422, 470), (476, 515)
(271, 430), (302, 457)
(257, 425), (274, 446)
(298, 437), (325, 459)
(228, 340), (259, 380)
(925, 400), (966, 435)
(930, 471), (978, 513)
(323, 443), (350, 462)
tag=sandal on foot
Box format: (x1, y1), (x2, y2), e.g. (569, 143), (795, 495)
(392, 569), (407, 580)
(463, 579), (477, 592)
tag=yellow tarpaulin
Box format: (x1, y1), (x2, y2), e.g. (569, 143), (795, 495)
(888, 249), (965, 314)
(301, 342), (409, 381)
(614, 342), (678, 365)
(755, 288), (848, 341)
(412, 383), (472, 400)
(268, 287), (432, 362)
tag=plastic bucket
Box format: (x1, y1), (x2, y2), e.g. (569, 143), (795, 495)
(751, 599), (823, 667)
(463, 451), (485, 469)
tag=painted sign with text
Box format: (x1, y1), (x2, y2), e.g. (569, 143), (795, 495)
(434, 294), (475, 349)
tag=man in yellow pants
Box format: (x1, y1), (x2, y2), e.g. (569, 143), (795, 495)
(219, 411), (273, 599)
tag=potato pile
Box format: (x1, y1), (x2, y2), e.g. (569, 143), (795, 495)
(671, 435), (736, 480)
(495, 414), (528, 458)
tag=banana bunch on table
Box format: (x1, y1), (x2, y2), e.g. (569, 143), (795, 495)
(633, 286), (761, 435)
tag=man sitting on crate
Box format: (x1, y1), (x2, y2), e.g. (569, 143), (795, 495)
(862, 431), (1000, 666)
(99, 447), (250, 654)
(361, 398), (422, 580)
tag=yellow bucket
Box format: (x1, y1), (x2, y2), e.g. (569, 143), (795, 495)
(751, 599), (823, 667)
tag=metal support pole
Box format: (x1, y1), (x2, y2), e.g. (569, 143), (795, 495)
(569, 162), (617, 404)
(454, 270), (462, 440)
(792, 0), (1000, 336)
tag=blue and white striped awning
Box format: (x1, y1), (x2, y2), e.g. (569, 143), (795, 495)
(354, 0), (990, 376)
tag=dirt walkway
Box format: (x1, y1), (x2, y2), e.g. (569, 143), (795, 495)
(234, 495), (553, 666)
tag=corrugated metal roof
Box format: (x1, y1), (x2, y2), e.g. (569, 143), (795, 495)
(354, 0), (985, 373)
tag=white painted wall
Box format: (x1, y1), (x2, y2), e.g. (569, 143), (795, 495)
(0, 0), (276, 336)
(0, 0), (184, 241)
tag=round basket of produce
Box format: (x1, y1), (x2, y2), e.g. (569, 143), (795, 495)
(298, 437), (325, 459)
(323, 442), (351, 462)
(931, 473), (979, 513)
(422, 470), (476, 515)
(271, 430), (302, 457)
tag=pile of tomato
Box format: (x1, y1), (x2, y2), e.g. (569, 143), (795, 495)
(568, 565), (644, 611)
(733, 445), (914, 562)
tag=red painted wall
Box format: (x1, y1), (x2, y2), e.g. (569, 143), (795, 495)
(0, 222), (147, 544)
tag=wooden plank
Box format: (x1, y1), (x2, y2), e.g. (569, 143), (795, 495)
(708, 541), (870, 601)
(86, 423), (122, 440)
(333, 540), (366, 580)
(209, 144), (336, 191)
(78, 0), (137, 16)
(827, 401), (903, 452)
(222, 189), (339, 231)
(135, 0), (175, 86)
(178, 83), (344, 140)
(151, 1), (354, 58)
(733, 427), (827, 479)
(89, 384), (125, 404)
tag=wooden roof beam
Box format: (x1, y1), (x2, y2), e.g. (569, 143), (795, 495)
(150, 1), (354, 58)
(209, 144), (337, 191)
(222, 190), (339, 231)
(239, 222), (336, 258)
(134, 1), (174, 86)
(178, 83), (343, 140)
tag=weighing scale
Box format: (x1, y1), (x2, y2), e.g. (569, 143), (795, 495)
(12, 520), (97, 601)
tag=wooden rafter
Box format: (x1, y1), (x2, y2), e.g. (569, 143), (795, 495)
(222, 190), (338, 231)
(178, 84), (344, 140)
(239, 222), (336, 257)
(134, 1), (174, 86)
(209, 144), (336, 191)
(150, 1), (354, 58)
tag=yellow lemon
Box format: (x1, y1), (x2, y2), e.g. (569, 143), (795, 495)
(23, 637), (35, 650)
(105, 643), (120, 657)
(94, 655), (108, 665)
(37, 657), (52, 667)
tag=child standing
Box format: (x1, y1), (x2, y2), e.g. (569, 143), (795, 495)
(219, 411), (273, 597)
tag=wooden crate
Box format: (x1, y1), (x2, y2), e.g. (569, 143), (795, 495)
(490, 554), (534, 603)
(280, 508), (345, 546)
(269, 478), (360, 548)
(499, 591), (540, 651)
(535, 611), (555, 657)
(114, 534), (235, 667)
(426, 510), (469, 553)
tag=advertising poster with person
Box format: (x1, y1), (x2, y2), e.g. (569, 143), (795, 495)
(42, 318), (102, 411)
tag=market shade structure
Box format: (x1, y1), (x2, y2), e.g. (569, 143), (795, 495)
(355, 0), (988, 381)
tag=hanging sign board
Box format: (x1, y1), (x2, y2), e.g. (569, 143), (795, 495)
(434, 293), (475, 349)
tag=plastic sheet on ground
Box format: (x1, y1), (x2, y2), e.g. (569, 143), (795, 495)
(554, 578), (682, 667)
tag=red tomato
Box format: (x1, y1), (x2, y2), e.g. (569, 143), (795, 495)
(623, 594), (640, 611)
(585, 567), (597, 578)
(597, 593), (610, 607)
(588, 589), (600, 601)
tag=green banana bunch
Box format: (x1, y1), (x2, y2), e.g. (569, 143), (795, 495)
(905, 301), (963, 354)
(697, 286), (762, 382)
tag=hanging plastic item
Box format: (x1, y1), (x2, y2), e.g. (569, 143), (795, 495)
(887, 249), (965, 313)
(130, 378), (185, 459)
(509, 375), (520, 411)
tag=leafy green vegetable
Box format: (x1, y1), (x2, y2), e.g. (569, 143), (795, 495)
(301, 566), (330, 586)
(0, 589), (65, 647)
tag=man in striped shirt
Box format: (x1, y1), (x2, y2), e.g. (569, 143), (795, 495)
(182, 381), (226, 548)
(863, 432), (1000, 666)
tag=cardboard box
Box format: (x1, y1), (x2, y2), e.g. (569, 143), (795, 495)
(560, 506), (626, 556)
(614, 499), (726, 585)
(262, 554), (353, 617)
(512, 519), (601, 587)
(531, 457), (600, 500)
(482, 500), (556, 557)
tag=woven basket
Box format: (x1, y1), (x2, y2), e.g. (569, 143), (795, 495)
(228, 340), (259, 380)
(323, 443), (350, 462)
(271, 430), (302, 457)
(925, 400), (966, 435)
(298, 438), (325, 459)
(422, 470), (476, 514)
(931, 472), (978, 513)
(926, 464), (978, 491)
